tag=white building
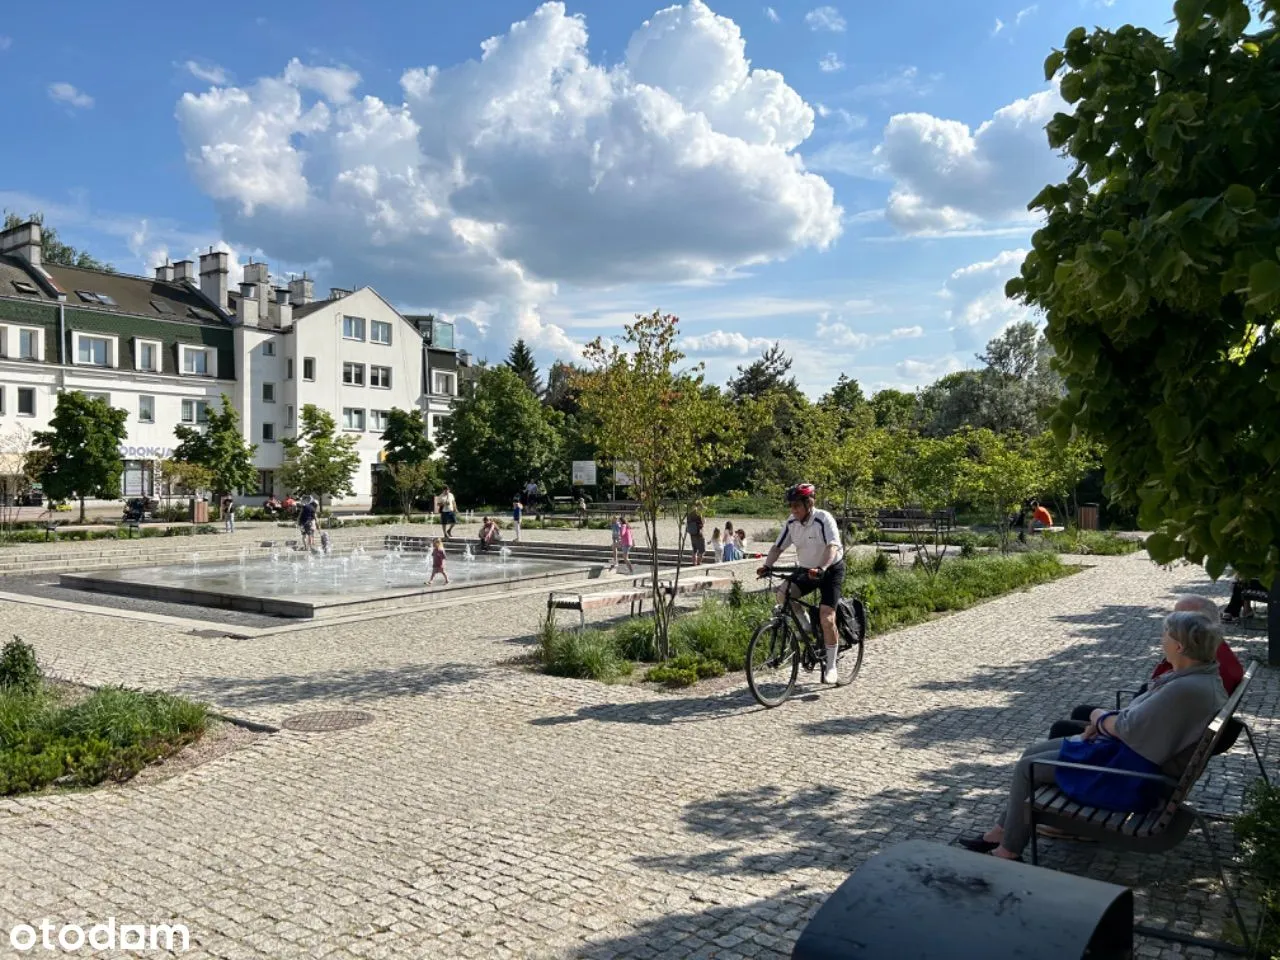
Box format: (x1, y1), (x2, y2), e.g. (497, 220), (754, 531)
(0, 219), (461, 509)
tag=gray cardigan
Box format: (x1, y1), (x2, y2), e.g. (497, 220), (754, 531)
(1111, 663), (1226, 770)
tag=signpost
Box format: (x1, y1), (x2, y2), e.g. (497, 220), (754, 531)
(571, 460), (597, 487)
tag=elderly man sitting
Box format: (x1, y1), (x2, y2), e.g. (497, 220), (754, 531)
(1048, 595), (1243, 740)
(961, 610), (1227, 861)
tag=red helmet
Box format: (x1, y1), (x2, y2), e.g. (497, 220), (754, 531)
(785, 483), (816, 503)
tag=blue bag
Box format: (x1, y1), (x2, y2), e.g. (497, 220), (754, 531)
(1054, 735), (1167, 812)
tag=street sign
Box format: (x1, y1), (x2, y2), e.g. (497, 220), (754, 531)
(571, 460), (597, 486)
(614, 461), (639, 487)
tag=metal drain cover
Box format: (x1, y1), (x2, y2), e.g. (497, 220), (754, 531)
(280, 710), (375, 732)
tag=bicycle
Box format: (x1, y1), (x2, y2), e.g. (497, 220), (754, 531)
(746, 566), (866, 708)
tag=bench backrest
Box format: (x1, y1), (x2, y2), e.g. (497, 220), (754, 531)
(1149, 660), (1257, 833)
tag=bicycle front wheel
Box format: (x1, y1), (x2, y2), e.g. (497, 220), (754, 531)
(834, 635), (864, 686)
(747, 617), (799, 708)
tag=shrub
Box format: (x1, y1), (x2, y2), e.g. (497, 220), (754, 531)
(0, 638), (41, 694)
(614, 617), (662, 662)
(668, 598), (757, 670)
(646, 654), (726, 687)
(539, 621), (632, 683)
(1235, 781), (1280, 955)
(871, 550), (892, 575)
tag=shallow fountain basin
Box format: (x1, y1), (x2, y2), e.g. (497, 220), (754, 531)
(58, 549), (602, 619)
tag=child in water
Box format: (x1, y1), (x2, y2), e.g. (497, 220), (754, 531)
(427, 538), (450, 585)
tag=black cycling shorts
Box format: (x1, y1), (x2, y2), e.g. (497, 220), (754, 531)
(790, 560), (845, 609)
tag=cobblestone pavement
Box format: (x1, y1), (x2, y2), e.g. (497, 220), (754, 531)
(0, 550), (1274, 959)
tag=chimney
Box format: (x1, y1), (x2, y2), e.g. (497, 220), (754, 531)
(288, 275), (314, 306)
(0, 220), (43, 268)
(173, 259), (195, 283)
(199, 249), (229, 309)
(155, 261), (175, 283)
(242, 261), (270, 322)
(329, 287), (352, 300)
(236, 282), (259, 327)
(269, 287), (293, 329)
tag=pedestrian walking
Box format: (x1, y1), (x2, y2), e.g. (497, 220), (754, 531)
(512, 496), (523, 543)
(619, 517), (636, 574)
(437, 486), (458, 539)
(221, 494), (236, 534)
(426, 537), (450, 585)
(298, 495), (317, 551)
(610, 514), (623, 568)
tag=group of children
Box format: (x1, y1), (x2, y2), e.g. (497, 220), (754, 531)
(709, 522), (747, 563)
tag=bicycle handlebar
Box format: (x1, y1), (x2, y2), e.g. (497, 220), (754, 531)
(757, 564), (811, 579)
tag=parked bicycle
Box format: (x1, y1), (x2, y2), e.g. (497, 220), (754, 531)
(746, 566), (866, 708)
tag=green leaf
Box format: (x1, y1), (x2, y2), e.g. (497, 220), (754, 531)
(1066, 26), (1087, 45)
(1221, 0), (1250, 38)
(1044, 50), (1066, 81)
(1205, 553), (1227, 581)
(1060, 72), (1085, 104)
(1146, 531), (1174, 559)
(1224, 184), (1255, 212)
(1246, 260), (1280, 306)
(1173, 0), (1206, 30)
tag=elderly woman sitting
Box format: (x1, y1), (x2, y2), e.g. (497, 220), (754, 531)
(960, 611), (1227, 861)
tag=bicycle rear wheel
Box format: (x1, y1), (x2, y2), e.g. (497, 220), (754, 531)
(747, 617), (799, 708)
(834, 635), (864, 686)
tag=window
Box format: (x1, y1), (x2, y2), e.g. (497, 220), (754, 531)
(371, 320), (392, 345)
(17, 388), (35, 416)
(135, 339), (160, 372)
(262, 341), (275, 356)
(262, 382), (276, 403)
(287, 358), (294, 380)
(285, 404), (295, 427)
(11, 280), (38, 296)
(262, 423), (276, 443)
(370, 365), (392, 389)
(74, 290), (117, 306)
(77, 336), (111, 367)
(343, 362), (365, 386)
(370, 409), (390, 433)
(303, 357), (316, 381)
(342, 407), (365, 431)
(342, 315), (366, 341)
(182, 347), (210, 376)
(150, 299), (174, 316)
(432, 320), (455, 349)
(18, 329), (39, 360)
(432, 371), (456, 396)
(138, 395), (155, 423)
(181, 399), (209, 424)
(257, 470), (274, 496)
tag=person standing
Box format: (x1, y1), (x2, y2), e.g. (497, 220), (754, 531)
(610, 514), (623, 568)
(576, 494), (589, 528)
(686, 504), (706, 565)
(619, 517), (636, 574)
(437, 486), (458, 540)
(426, 538), (450, 585)
(512, 496), (524, 543)
(221, 494), (236, 534)
(298, 495), (317, 552)
(710, 527), (724, 563)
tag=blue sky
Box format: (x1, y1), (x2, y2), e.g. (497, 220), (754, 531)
(0, 0), (1175, 395)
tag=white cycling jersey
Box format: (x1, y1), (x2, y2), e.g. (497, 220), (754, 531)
(774, 508), (843, 569)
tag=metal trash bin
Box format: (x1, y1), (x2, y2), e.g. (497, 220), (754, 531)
(1077, 503), (1099, 531)
(190, 497), (208, 524)
(792, 841), (1132, 960)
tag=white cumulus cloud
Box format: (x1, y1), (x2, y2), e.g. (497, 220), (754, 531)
(804, 6), (846, 31)
(764, 6), (780, 22)
(818, 52), (845, 73)
(48, 82), (93, 109)
(940, 248), (1032, 348)
(875, 85), (1068, 233)
(175, 1), (842, 363)
(681, 330), (775, 355)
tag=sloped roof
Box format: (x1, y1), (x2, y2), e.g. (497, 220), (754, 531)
(0, 256), (232, 327)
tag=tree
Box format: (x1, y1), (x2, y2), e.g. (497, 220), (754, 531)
(578, 311), (737, 657)
(438, 367), (563, 504)
(544, 360), (584, 415)
(33, 392), (128, 522)
(171, 395), (257, 497)
(961, 429), (1046, 554)
(380, 408), (434, 465)
(727, 343), (801, 402)
(279, 405), (361, 502)
(505, 339), (543, 397)
(2, 212), (116, 272)
(1006, 2), (1280, 589)
(158, 459), (215, 516)
(1035, 432), (1102, 525)
(874, 430), (968, 574)
(386, 460), (441, 520)
(0, 425), (37, 539)
(869, 389), (918, 431)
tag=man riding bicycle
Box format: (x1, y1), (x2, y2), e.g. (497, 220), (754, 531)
(757, 483), (846, 684)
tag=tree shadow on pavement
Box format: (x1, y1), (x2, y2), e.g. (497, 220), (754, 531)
(530, 688), (767, 727)
(181, 661), (485, 709)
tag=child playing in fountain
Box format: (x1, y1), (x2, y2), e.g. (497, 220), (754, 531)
(427, 538), (450, 585)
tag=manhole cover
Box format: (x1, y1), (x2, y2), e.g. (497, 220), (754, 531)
(280, 711), (375, 732)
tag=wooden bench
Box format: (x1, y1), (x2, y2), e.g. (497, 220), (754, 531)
(547, 569), (739, 630)
(1027, 661), (1261, 955)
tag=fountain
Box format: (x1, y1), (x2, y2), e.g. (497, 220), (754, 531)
(463, 543), (475, 562)
(499, 546), (512, 565)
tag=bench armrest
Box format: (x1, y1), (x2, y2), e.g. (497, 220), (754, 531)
(1029, 757), (1178, 787)
(1114, 686), (1144, 709)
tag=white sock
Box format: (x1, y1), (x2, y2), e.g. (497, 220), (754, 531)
(826, 646), (838, 672)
